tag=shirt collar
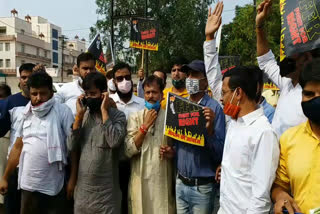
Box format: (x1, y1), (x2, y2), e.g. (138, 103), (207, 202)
(187, 94), (209, 106)
(170, 87), (188, 96)
(112, 93), (141, 105)
(305, 120), (320, 141)
(236, 107), (264, 126)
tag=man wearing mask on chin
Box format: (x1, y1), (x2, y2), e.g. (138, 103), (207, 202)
(174, 60), (225, 214)
(161, 57), (189, 109)
(55, 52), (96, 116)
(67, 72), (127, 213)
(0, 71), (74, 213)
(271, 60), (320, 214)
(109, 62), (144, 214)
(218, 66), (279, 214)
(125, 75), (175, 214)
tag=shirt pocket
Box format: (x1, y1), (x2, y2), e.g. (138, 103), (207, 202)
(230, 144), (250, 175)
(22, 120), (32, 137)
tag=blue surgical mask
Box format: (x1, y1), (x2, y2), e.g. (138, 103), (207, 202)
(145, 100), (161, 111)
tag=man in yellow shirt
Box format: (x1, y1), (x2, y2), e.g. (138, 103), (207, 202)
(161, 57), (189, 109)
(271, 58), (320, 214)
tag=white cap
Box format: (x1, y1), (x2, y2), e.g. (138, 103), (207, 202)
(108, 79), (116, 92)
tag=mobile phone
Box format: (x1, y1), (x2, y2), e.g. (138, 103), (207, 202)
(283, 209), (303, 214)
(81, 97), (87, 106)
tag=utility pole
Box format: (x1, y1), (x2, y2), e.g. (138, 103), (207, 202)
(59, 35), (67, 83)
(145, 0), (149, 77)
(111, 0), (114, 51)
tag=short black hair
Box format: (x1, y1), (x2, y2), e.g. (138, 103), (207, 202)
(300, 59), (320, 88)
(82, 71), (107, 92)
(0, 83), (12, 98)
(77, 52), (95, 67)
(143, 75), (165, 92)
(153, 69), (167, 83)
(27, 71), (53, 91)
(170, 56), (188, 69)
(223, 66), (262, 101)
(19, 63), (35, 74)
(112, 62), (131, 79)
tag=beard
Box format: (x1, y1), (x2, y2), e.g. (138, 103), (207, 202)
(116, 84), (133, 100)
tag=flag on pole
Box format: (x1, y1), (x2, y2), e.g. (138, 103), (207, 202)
(87, 34), (107, 75)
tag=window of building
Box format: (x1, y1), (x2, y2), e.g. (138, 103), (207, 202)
(21, 29), (25, 35)
(5, 59), (10, 68)
(37, 48), (40, 56)
(0, 59), (3, 67)
(5, 43), (10, 51)
(52, 40), (58, 51)
(53, 52), (58, 64)
(44, 50), (47, 58)
(21, 44), (25, 53)
(52, 29), (58, 39)
(0, 43), (3, 51)
(0, 27), (6, 35)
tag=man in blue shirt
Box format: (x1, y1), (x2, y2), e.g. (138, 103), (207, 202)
(0, 63), (35, 214)
(174, 60), (226, 214)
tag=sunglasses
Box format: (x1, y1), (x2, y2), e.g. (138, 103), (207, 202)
(115, 75), (131, 82)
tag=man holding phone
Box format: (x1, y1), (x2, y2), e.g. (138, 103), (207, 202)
(67, 72), (127, 213)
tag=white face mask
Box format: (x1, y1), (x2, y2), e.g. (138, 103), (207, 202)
(117, 79), (132, 94)
(186, 78), (205, 95)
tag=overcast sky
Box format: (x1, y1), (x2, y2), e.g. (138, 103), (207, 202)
(0, 0), (253, 45)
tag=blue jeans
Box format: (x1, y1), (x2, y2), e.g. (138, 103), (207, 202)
(176, 177), (220, 214)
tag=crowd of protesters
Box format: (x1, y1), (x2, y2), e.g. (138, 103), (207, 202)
(0, 0), (319, 214)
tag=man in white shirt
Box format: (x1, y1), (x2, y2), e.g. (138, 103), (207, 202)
(256, 0), (307, 137)
(109, 62), (144, 119)
(55, 52), (96, 116)
(109, 62), (144, 214)
(218, 66), (279, 214)
(0, 72), (74, 214)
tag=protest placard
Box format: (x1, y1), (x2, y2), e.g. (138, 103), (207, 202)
(280, 0), (320, 61)
(130, 18), (159, 51)
(164, 93), (206, 147)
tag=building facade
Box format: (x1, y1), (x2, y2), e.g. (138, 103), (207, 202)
(0, 10), (85, 78)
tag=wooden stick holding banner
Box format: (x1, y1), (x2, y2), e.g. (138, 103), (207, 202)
(141, 49), (145, 69)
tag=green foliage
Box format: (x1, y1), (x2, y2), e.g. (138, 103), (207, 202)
(92, 0), (280, 71)
(220, 1), (280, 65)
(91, 0), (214, 72)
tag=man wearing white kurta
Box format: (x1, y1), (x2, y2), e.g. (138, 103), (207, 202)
(55, 52), (96, 116)
(218, 66), (279, 214)
(125, 76), (175, 214)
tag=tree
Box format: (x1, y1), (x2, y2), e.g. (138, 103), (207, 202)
(91, 0), (214, 72)
(220, 1), (280, 65)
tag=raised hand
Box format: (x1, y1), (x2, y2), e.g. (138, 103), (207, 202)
(76, 94), (87, 116)
(256, 0), (272, 27)
(205, 1), (224, 40)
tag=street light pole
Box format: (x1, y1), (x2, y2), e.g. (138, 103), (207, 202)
(145, 0), (149, 77)
(59, 35), (67, 83)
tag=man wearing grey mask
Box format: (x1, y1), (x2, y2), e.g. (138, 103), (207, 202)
(173, 60), (226, 214)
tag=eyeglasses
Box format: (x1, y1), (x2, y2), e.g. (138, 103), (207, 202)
(115, 75), (131, 82)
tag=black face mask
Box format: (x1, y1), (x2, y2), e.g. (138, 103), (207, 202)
(87, 97), (102, 113)
(302, 96), (320, 125)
